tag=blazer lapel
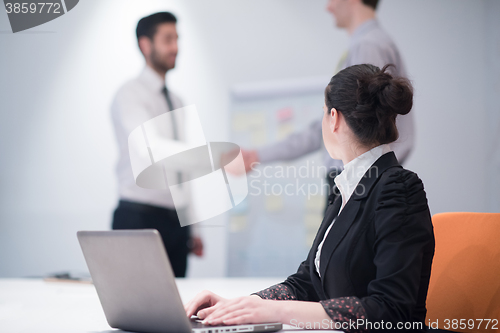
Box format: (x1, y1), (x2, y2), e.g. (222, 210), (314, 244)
(319, 199), (361, 281)
(311, 193), (342, 254)
(318, 151), (402, 285)
(309, 192), (342, 299)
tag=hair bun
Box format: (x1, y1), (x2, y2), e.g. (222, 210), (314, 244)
(357, 64), (413, 118)
(325, 63), (414, 146)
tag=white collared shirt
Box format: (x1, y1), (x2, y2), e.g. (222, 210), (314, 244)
(314, 144), (392, 277)
(111, 65), (188, 210)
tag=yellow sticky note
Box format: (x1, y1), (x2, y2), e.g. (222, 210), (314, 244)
(265, 194), (283, 212)
(233, 112), (266, 131)
(305, 232), (316, 247)
(304, 214), (322, 247)
(232, 113), (251, 132)
(277, 122), (294, 140)
(230, 215), (247, 233)
(247, 112), (266, 128)
(250, 129), (268, 146)
(305, 195), (325, 212)
(304, 214), (322, 231)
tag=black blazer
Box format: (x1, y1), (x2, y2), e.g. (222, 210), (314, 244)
(256, 152), (435, 332)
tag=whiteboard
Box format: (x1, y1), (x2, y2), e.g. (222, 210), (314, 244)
(228, 76), (331, 277)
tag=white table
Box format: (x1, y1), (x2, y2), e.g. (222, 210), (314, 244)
(0, 278), (341, 333)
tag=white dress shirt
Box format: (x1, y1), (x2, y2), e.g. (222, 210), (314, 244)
(111, 65), (190, 211)
(314, 144), (393, 277)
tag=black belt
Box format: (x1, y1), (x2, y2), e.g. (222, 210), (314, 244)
(117, 200), (175, 214)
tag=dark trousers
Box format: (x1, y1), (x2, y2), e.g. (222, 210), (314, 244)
(112, 200), (190, 277)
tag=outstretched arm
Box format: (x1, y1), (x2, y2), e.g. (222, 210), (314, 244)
(256, 119), (323, 164)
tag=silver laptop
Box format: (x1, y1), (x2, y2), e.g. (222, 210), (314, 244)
(77, 230), (282, 333)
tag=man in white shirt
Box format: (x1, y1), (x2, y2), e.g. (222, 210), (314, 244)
(241, 0), (414, 210)
(111, 12), (202, 277)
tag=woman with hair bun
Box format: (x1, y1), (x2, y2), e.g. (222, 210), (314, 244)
(185, 64), (435, 333)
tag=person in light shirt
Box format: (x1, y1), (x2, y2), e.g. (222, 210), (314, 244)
(111, 12), (203, 278)
(185, 64), (435, 332)
(241, 0), (414, 212)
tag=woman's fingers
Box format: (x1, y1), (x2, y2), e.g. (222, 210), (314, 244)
(184, 297), (200, 315)
(205, 309), (254, 326)
(215, 309), (252, 325)
(202, 298), (245, 323)
(188, 294), (276, 326)
(184, 295), (208, 318)
(221, 313), (254, 326)
(197, 302), (221, 319)
(184, 290), (223, 318)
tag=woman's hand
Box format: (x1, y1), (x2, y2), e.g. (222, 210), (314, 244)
(196, 295), (281, 326)
(185, 291), (330, 327)
(184, 290), (227, 318)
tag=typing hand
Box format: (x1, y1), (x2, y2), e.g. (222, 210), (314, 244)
(184, 290), (227, 319)
(197, 295), (280, 326)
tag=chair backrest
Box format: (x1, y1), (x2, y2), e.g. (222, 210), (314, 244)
(426, 212), (500, 332)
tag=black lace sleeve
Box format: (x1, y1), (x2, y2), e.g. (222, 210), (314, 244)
(320, 296), (369, 333)
(251, 283), (297, 300)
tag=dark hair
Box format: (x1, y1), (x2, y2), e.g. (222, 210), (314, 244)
(136, 12), (177, 42)
(362, 0), (379, 10)
(324, 64), (413, 146)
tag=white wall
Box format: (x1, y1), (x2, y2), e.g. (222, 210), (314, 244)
(381, 1), (489, 215)
(483, 0), (500, 213)
(0, 0), (498, 278)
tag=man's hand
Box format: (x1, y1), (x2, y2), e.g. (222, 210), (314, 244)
(221, 148), (259, 175)
(188, 236), (203, 257)
(241, 149), (259, 173)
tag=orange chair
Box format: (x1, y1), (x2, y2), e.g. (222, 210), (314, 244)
(426, 212), (500, 332)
